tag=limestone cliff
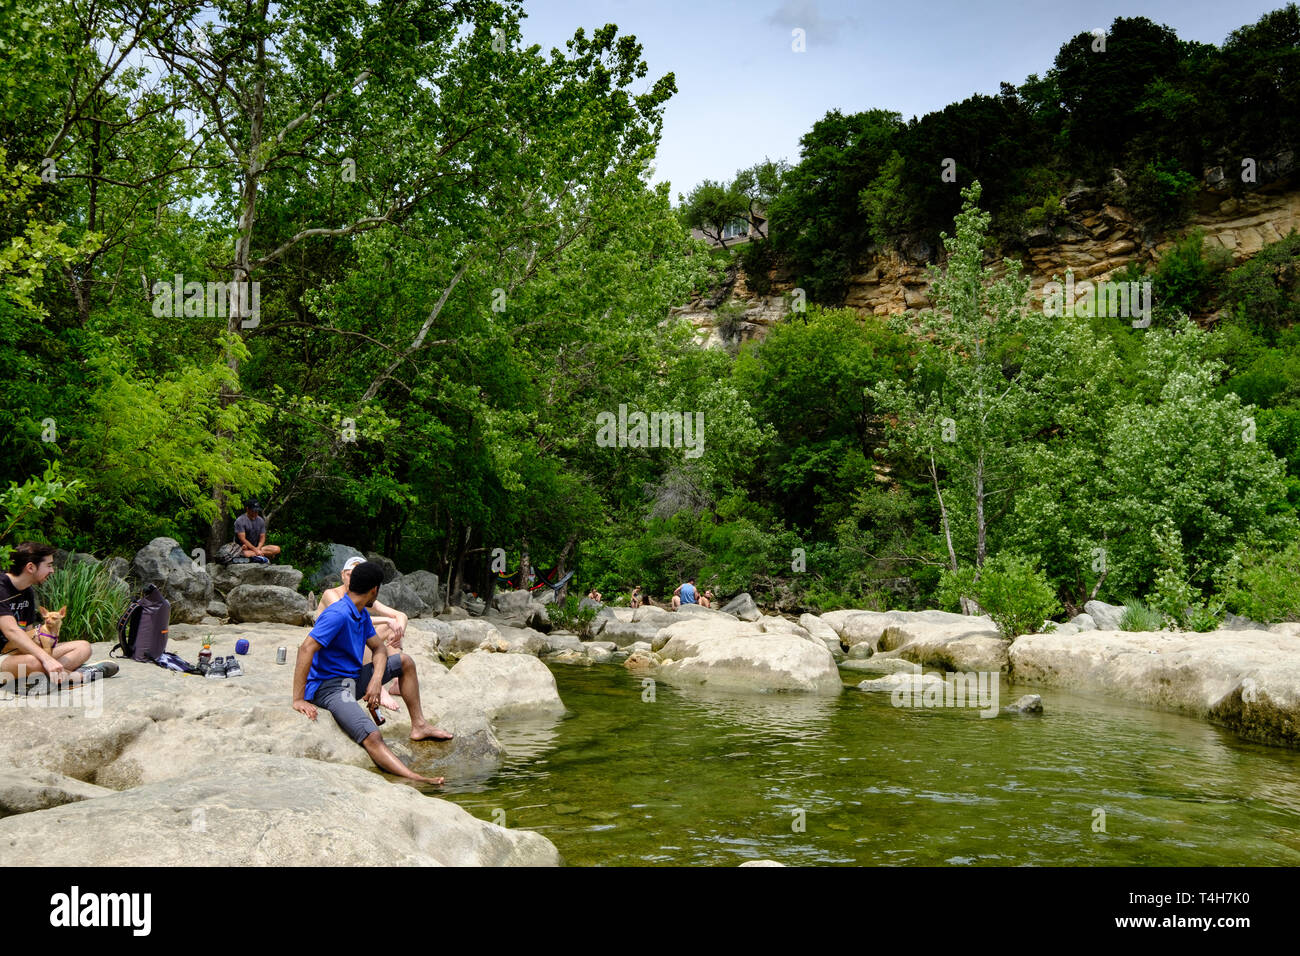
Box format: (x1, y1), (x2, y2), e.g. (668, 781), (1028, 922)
(675, 180), (1300, 347)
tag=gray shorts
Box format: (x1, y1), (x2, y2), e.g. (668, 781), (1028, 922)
(311, 655), (404, 744)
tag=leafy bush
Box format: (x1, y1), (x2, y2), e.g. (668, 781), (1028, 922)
(737, 239), (778, 297)
(1187, 599), (1224, 633)
(548, 593), (598, 637)
(1121, 157), (1197, 229)
(1150, 230), (1231, 319)
(1222, 540), (1300, 623)
(938, 552), (1060, 639)
(1217, 232), (1300, 340)
(1119, 600), (1164, 631)
(35, 560), (130, 643)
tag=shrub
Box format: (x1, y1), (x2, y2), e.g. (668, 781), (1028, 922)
(1119, 599), (1164, 631)
(1222, 540), (1300, 623)
(548, 593), (598, 637)
(1121, 157), (1198, 229)
(1187, 599), (1224, 633)
(738, 239), (778, 297)
(34, 560), (130, 643)
(938, 552), (1060, 639)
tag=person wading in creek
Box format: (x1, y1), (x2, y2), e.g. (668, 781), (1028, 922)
(293, 561), (452, 784)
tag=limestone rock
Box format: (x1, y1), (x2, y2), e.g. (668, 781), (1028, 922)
(720, 592), (761, 622)
(0, 754), (559, 867)
(226, 584), (313, 626)
(131, 537), (214, 624)
(1004, 694), (1044, 714)
(208, 562), (303, 594)
(378, 579), (428, 619)
(403, 570), (444, 615)
(0, 768), (112, 817)
(1083, 600), (1125, 630)
(1009, 629), (1300, 747)
(365, 552), (401, 582)
(441, 620), (504, 656)
(655, 619), (841, 695)
(308, 543), (365, 590)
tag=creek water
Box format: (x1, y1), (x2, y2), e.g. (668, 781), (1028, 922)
(432, 663), (1300, 866)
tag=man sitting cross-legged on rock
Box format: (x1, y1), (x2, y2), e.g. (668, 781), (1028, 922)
(293, 560), (452, 785)
(0, 542), (116, 690)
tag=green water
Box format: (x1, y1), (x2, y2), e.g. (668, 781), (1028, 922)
(433, 664), (1300, 866)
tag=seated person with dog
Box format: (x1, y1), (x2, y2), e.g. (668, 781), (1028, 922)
(0, 542), (116, 689)
(293, 560), (452, 784)
(315, 555), (406, 712)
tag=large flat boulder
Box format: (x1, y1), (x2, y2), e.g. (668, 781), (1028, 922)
(819, 609), (995, 650)
(0, 754), (559, 866)
(440, 619), (504, 656)
(601, 620), (668, 648)
(1009, 628), (1300, 747)
(881, 621), (1009, 672)
(208, 562), (303, 594)
(226, 584), (313, 625)
(440, 653), (565, 718)
(655, 618), (841, 695)
(131, 537), (213, 623)
(0, 623), (513, 789)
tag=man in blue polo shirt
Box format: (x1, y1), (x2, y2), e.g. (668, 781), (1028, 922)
(292, 561), (452, 784)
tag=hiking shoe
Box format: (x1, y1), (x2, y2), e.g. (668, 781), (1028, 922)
(206, 657), (228, 679)
(224, 655), (243, 678)
(74, 666), (105, 684)
(251, 555), (270, 564)
(83, 661), (118, 679)
(17, 674), (50, 696)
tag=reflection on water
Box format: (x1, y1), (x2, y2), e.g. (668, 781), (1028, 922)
(436, 664), (1300, 866)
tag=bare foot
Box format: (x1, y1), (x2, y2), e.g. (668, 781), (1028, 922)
(410, 723), (454, 742)
(380, 687), (401, 712)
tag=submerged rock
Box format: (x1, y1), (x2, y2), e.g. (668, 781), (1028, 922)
(1003, 694), (1044, 714)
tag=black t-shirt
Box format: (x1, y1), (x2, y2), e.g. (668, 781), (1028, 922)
(0, 573), (38, 634)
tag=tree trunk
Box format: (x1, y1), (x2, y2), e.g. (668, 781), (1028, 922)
(206, 32), (267, 557)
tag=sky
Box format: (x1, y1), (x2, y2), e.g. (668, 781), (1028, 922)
(517, 0), (1288, 200)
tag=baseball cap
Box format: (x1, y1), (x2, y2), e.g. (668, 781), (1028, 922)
(245, 498), (262, 512)
(342, 556), (365, 573)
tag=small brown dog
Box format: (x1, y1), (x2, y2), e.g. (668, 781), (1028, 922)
(32, 605), (67, 651)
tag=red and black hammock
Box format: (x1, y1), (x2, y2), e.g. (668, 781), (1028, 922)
(495, 565), (575, 594)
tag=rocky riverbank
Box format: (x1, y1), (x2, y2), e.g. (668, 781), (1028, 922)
(4, 590), (1298, 866)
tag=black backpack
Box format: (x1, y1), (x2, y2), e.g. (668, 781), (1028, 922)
(112, 584), (171, 662)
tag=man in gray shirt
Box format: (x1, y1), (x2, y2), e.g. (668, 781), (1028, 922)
(234, 499), (281, 564)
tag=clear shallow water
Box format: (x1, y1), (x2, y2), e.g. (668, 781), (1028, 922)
(430, 664), (1300, 866)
